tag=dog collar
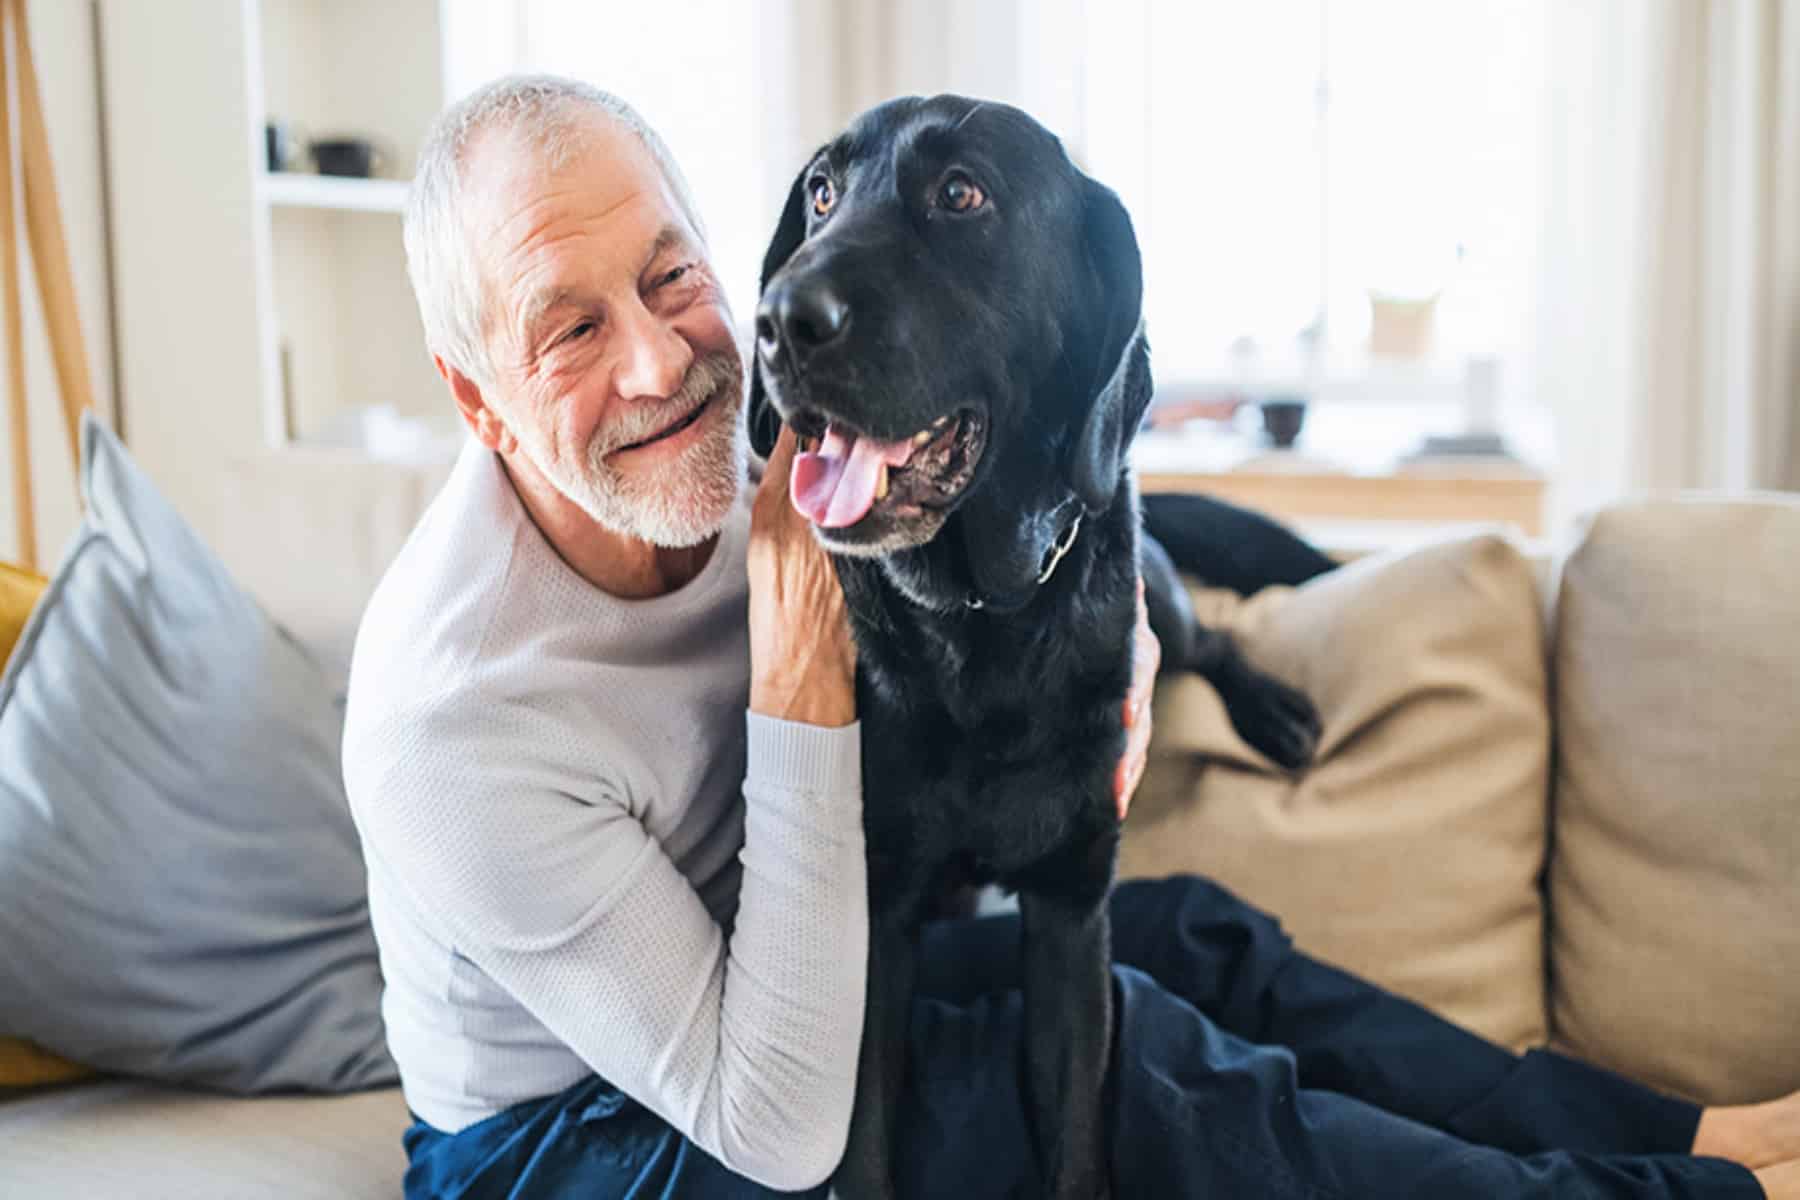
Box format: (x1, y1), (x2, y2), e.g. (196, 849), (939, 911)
(963, 510), (1083, 612)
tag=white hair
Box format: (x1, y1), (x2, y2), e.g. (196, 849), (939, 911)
(402, 74), (706, 387)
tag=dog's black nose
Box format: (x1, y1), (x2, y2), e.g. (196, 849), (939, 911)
(758, 278), (850, 359)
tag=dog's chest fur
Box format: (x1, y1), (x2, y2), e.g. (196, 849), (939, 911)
(835, 510), (1136, 894)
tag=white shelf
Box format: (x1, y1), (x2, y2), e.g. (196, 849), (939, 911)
(260, 172), (409, 214)
(274, 437), (465, 468)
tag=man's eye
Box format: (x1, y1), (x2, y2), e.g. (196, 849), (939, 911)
(659, 264), (691, 288)
(560, 321), (595, 344)
(810, 176), (836, 217)
(939, 172), (986, 213)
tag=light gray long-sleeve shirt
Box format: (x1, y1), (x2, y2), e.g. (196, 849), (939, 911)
(342, 440), (867, 1190)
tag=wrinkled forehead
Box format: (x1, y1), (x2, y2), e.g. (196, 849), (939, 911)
(461, 116), (673, 241)
(460, 117), (699, 317)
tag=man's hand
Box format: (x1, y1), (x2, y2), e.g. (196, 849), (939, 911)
(748, 427), (857, 727)
(1696, 1089), (1800, 1172)
(1114, 578), (1161, 820)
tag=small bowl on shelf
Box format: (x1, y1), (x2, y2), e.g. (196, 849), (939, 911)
(1259, 396), (1308, 448)
(309, 137), (383, 179)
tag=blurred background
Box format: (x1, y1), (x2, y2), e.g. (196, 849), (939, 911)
(2, 0), (1796, 627)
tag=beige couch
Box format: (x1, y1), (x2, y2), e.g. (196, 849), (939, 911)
(1123, 495), (1800, 1106)
(2, 489), (1796, 1197)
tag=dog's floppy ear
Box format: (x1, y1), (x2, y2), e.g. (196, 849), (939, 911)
(747, 166), (812, 460)
(1068, 179), (1153, 513)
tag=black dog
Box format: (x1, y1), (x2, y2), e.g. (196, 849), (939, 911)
(750, 95), (1328, 1199)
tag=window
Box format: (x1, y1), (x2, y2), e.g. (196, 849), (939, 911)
(1068, 0), (1550, 396)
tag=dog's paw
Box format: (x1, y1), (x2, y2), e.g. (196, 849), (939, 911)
(1228, 674), (1321, 771)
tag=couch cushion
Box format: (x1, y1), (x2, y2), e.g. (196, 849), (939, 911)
(1549, 496), (1800, 1104)
(1122, 533), (1551, 1050)
(0, 560), (45, 664)
(0, 414), (394, 1093)
(0, 563), (97, 1091)
(0, 1080), (408, 1199)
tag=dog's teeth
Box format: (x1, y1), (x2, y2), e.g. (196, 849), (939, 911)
(913, 430), (933, 447)
(875, 463), (890, 501)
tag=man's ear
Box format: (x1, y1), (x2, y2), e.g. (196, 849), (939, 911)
(747, 163), (813, 460)
(437, 355), (515, 455)
(1068, 178), (1153, 513)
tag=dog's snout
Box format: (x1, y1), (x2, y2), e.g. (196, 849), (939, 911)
(759, 277), (850, 361)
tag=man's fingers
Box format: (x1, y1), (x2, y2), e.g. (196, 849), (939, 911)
(763, 424), (798, 478)
(754, 425), (806, 530)
(1116, 688), (1153, 820)
(1133, 633), (1159, 686)
(1115, 574), (1160, 820)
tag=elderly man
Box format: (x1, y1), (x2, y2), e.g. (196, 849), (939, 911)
(344, 75), (1798, 1199)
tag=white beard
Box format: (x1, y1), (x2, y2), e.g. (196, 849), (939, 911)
(526, 350), (747, 549)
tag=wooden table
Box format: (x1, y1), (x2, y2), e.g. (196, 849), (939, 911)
(1138, 463), (1548, 537)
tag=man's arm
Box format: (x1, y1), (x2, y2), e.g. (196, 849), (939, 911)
(350, 429), (865, 1192)
(351, 703), (864, 1193)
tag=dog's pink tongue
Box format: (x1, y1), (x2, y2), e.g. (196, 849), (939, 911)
(790, 425), (915, 528)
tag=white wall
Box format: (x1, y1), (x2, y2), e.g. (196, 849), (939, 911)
(0, 0), (117, 568)
(833, 0), (1056, 124)
(97, 0), (265, 558)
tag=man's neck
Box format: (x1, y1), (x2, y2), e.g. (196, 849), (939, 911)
(497, 450), (716, 599)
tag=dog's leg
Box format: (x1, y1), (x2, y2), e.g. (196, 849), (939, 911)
(1139, 532), (1198, 670)
(1139, 493), (1337, 595)
(1019, 833), (1117, 1200)
(836, 891), (919, 1200)
(1145, 534), (1320, 770)
(1188, 629), (1321, 770)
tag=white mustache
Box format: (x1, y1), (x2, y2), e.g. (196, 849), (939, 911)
(604, 352), (742, 451)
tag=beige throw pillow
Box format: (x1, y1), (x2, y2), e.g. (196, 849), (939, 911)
(1122, 533), (1552, 1051)
(1549, 497), (1800, 1104)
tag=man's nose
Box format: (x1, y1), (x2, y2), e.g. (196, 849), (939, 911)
(615, 311), (694, 402)
(756, 275), (850, 365)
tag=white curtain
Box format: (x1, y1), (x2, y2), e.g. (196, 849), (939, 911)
(1540, 0), (1800, 526)
(1639, 0), (1800, 493)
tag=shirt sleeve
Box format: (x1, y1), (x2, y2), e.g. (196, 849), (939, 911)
(349, 706), (866, 1192)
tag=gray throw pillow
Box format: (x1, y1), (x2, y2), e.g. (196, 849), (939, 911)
(0, 414), (395, 1093)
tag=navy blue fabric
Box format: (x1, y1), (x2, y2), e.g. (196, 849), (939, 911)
(402, 876), (1762, 1199)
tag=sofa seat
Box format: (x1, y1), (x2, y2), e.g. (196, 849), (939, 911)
(0, 1080), (409, 1198)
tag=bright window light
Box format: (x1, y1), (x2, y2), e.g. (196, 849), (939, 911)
(1079, 0), (1549, 387)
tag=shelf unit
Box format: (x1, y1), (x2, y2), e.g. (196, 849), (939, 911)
(241, 0), (458, 455)
(259, 172), (410, 215)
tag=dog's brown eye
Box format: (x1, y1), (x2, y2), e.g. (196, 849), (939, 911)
(940, 173), (985, 212)
(810, 176), (836, 217)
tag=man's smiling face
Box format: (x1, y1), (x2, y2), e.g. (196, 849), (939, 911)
(466, 115), (745, 548)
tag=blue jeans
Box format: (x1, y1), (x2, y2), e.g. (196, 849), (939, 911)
(402, 876), (1763, 1198)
